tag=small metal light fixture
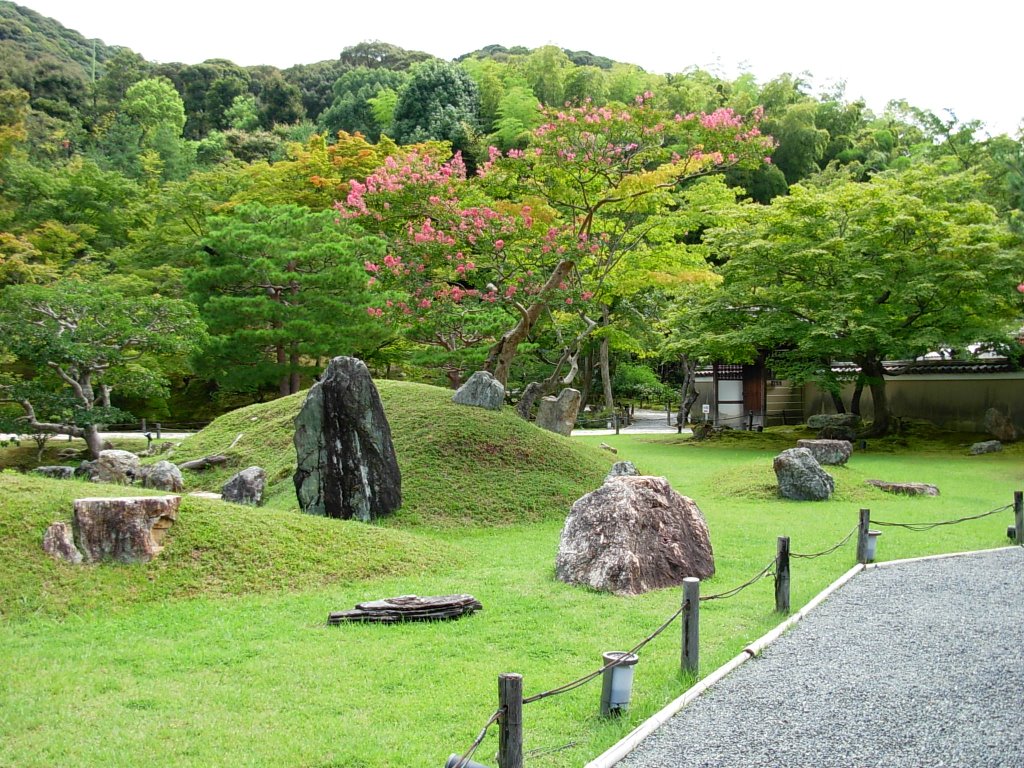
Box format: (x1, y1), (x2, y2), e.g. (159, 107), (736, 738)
(600, 651), (640, 716)
(864, 529), (882, 562)
(445, 754), (488, 768)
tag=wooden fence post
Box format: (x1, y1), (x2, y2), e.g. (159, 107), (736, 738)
(497, 673), (523, 768)
(856, 508), (871, 564)
(775, 536), (790, 613)
(681, 577), (700, 674)
(1015, 491), (1023, 547)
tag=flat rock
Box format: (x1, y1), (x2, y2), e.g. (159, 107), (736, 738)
(807, 413), (861, 430)
(293, 356), (401, 522)
(970, 440), (1003, 455)
(797, 439), (853, 466)
(773, 447), (834, 501)
(556, 475), (714, 596)
(140, 461), (184, 492)
(451, 371), (504, 410)
(42, 521), (82, 564)
(33, 466), (75, 480)
(328, 594), (482, 624)
(72, 495), (180, 563)
(535, 387), (582, 437)
(866, 480), (940, 496)
(221, 466), (266, 505)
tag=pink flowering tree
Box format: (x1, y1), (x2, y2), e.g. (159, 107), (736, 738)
(339, 96), (773, 390)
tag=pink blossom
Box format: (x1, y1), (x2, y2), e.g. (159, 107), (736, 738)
(1018, 283), (1024, 293)
(581, 291), (593, 301)
(494, 239), (504, 250)
(364, 261), (380, 273)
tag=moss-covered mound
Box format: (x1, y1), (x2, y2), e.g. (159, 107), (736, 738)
(0, 472), (449, 620)
(167, 380), (613, 526)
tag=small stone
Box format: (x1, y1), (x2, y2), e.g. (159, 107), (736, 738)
(604, 460), (639, 483)
(93, 450), (141, 484)
(221, 466), (267, 505)
(556, 476), (714, 595)
(983, 409), (1019, 443)
(140, 461), (184, 492)
(33, 466), (75, 480)
(72, 495), (180, 563)
(535, 388), (582, 437)
(452, 371), (505, 411)
(42, 521), (82, 564)
(970, 440), (1003, 455)
(866, 480), (940, 497)
(797, 439), (853, 466)
(773, 447), (835, 501)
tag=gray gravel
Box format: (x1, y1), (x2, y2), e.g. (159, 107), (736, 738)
(618, 548), (1024, 768)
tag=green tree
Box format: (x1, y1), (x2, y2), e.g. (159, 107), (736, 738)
(691, 165), (1020, 436)
(392, 60), (480, 156)
(0, 280), (205, 458)
(191, 202), (388, 398)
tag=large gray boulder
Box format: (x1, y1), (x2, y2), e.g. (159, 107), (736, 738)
(452, 371), (504, 411)
(535, 388), (582, 437)
(984, 408), (1019, 443)
(221, 466), (266, 506)
(72, 495), (180, 563)
(970, 440), (1003, 455)
(555, 475), (715, 596)
(797, 439), (853, 466)
(773, 447), (835, 501)
(807, 413), (861, 430)
(140, 461), (184, 492)
(93, 450), (141, 484)
(33, 466), (75, 480)
(293, 356), (401, 522)
(42, 521), (83, 564)
(604, 461), (640, 483)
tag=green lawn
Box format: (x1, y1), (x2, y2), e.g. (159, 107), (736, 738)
(1, 421), (1021, 767)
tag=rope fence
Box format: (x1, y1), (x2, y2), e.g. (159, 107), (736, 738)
(450, 490), (1023, 768)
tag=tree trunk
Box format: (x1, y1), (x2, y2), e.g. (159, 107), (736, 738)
(677, 354), (700, 426)
(829, 390), (847, 414)
(485, 260), (574, 386)
(857, 358), (890, 437)
(598, 307), (614, 412)
(578, 351), (594, 408)
(850, 377), (865, 416)
(84, 424), (103, 460)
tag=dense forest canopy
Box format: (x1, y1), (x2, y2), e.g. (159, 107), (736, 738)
(0, 1), (1020, 446)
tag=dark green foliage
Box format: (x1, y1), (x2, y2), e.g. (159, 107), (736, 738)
(318, 66), (408, 141)
(392, 59), (479, 154)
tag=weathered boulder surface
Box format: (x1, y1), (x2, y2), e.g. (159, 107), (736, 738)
(535, 388), (582, 437)
(72, 495), (180, 563)
(807, 413), (861, 430)
(604, 461), (640, 483)
(221, 466), (266, 505)
(75, 460), (96, 479)
(293, 356), (401, 522)
(796, 439), (853, 466)
(42, 521), (82, 564)
(970, 440), (1003, 455)
(555, 475), (715, 596)
(452, 371), (504, 411)
(140, 461), (184, 492)
(773, 447), (835, 501)
(33, 466), (75, 480)
(866, 479), (940, 497)
(817, 425), (858, 442)
(93, 450), (141, 484)
(984, 408), (1019, 443)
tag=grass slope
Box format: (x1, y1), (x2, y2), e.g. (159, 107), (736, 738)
(166, 380), (614, 525)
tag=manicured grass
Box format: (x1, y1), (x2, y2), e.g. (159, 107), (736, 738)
(1, 402), (1021, 767)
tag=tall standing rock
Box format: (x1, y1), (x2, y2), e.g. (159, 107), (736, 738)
(535, 388), (582, 437)
(293, 357), (402, 522)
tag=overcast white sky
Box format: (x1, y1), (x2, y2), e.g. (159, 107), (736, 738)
(22, 0), (1023, 136)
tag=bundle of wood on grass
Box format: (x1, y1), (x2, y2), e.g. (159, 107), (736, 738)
(327, 594), (483, 624)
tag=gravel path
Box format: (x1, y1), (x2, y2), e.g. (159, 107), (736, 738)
(617, 548), (1024, 768)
